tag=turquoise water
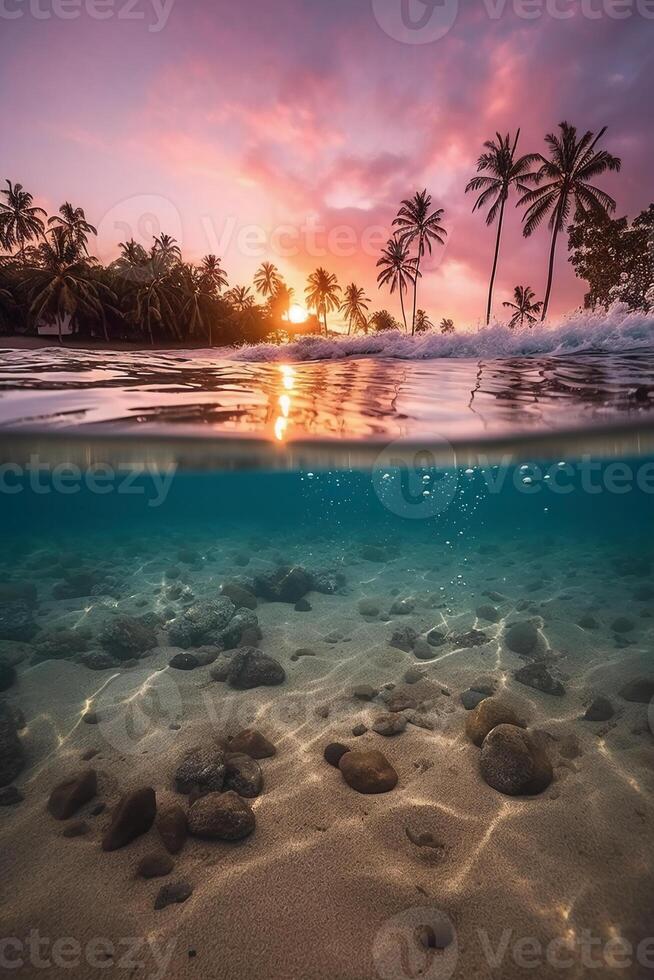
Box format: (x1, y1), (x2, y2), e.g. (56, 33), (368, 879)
(1, 456), (653, 544)
(1, 351), (653, 980)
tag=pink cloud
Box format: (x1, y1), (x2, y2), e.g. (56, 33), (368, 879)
(1, 1), (651, 326)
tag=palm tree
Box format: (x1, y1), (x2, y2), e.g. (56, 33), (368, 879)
(25, 228), (115, 342)
(0, 180), (47, 263)
(122, 249), (182, 345)
(110, 239), (151, 285)
(268, 283), (294, 324)
(116, 239), (149, 267)
(176, 263), (222, 345)
(151, 233), (182, 268)
(414, 309), (434, 333)
(519, 122), (621, 320)
(305, 267), (341, 334)
(376, 236), (418, 332)
(48, 202), (97, 255)
(254, 261), (282, 299)
(392, 189), (446, 334)
(340, 283), (371, 334)
(26, 224), (81, 268)
(503, 285), (543, 328)
(0, 269), (17, 334)
(466, 131), (537, 325)
(369, 310), (400, 332)
(197, 254), (228, 294)
(227, 285), (255, 312)
(439, 317), (455, 334)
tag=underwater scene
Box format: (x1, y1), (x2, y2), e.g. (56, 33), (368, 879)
(1, 429), (653, 979)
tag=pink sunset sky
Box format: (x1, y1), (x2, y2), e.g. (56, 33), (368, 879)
(2, 0), (653, 328)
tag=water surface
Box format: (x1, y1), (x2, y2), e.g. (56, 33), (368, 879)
(1, 349), (653, 447)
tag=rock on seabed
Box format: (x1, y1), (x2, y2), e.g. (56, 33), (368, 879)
(48, 770), (97, 820)
(228, 729), (276, 758)
(188, 790), (255, 840)
(227, 648), (285, 689)
(0, 702), (24, 788)
(102, 787), (156, 851)
(480, 724), (553, 796)
(338, 750), (398, 794)
(465, 698), (525, 747)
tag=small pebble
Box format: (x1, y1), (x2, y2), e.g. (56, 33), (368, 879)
(0, 786), (24, 806)
(154, 881), (193, 910)
(137, 852), (174, 879)
(169, 653), (200, 671)
(352, 685), (377, 701)
(62, 820), (89, 838)
(323, 743), (350, 767)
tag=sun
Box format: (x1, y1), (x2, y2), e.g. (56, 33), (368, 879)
(287, 303), (308, 324)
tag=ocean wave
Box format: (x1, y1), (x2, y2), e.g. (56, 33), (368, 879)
(226, 304), (654, 362)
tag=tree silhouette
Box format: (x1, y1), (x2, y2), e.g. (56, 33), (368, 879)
(376, 236), (418, 332)
(466, 131), (536, 325)
(254, 261), (282, 299)
(0, 180), (47, 264)
(305, 267), (341, 334)
(340, 283), (371, 334)
(392, 189), (446, 334)
(48, 203), (97, 256)
(503, 285), (543, 328)
(519, 122), (621, 320)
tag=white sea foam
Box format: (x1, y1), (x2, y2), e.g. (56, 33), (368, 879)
(226, 304), (654, 362)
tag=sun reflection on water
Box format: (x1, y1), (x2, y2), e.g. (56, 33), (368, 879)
(274, 364), (295, 441)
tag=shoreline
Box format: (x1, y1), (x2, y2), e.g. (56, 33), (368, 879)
(0, 336), (225, 352)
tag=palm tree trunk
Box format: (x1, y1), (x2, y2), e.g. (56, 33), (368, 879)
(541, 222), (560, 321)
(411, 236), (423, 336)
(486, 198), (505, 326)
(399, 285), (408, 332)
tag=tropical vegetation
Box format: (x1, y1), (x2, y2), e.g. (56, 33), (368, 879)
(518, 122), (621, 320)
(503, 286), (544, 328)
(0, 121), (649, 343)
(465, 130), (535, 325)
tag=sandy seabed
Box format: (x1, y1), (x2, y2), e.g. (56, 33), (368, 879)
(0, 527), (653, 980)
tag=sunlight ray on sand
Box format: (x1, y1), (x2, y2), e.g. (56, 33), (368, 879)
(1, 467), (653, 980)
